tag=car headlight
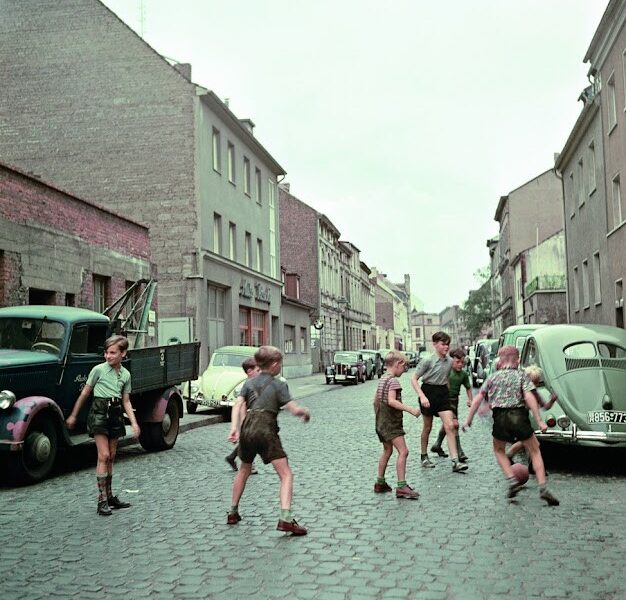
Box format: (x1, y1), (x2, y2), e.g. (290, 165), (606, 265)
(0, 390), (16, 411)
(556, 415), (571, 430)
(190, 382), (200, 395)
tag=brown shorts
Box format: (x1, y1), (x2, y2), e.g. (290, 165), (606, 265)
(238, 410), (287, 465)
(87, 397), (126, 439)
(419, 384), (452, 417)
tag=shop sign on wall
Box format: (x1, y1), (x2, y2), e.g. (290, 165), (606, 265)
(239, 279), (272, 304)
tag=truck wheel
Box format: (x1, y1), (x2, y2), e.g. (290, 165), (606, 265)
(139, 398), (180, 452)
(186, 400), (197, 414)
(7, 415), (58, 484)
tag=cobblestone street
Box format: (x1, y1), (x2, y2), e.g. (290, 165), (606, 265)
(2, 377), (626, 600)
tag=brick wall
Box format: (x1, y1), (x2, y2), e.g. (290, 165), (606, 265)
(0, 0), (197, 316)
(279, 188), (320, 309)
(0, 163), (152, 308)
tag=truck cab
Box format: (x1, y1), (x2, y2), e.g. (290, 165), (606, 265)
(0, 305), (198, 484)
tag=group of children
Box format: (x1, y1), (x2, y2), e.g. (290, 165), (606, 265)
(374, 331), (559, 507)
(69, 329), (558, 533)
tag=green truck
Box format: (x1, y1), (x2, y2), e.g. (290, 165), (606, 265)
(0, 305), (199, 484)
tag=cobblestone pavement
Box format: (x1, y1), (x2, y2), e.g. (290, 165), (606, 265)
(2, 376), (626, 600)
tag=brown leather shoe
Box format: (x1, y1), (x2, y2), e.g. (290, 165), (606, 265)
(97, 500), (112, 516)
(227, 511), (242, 525)
(276, 519), (307, 535)
(108, 496), (131, 509)
(374, 481), (392, 493)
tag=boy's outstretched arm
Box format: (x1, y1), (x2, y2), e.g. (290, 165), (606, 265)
(284, 400), (310, 422)
(387, 389), (420, 417)
(462, 390), (484, 431)
(228, 395), (246, 442)
(465, 385), (474, 408)
(410, 372), (430, 407)
(66, 383), (93, 429)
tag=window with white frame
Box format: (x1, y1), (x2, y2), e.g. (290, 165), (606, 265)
(593, 251), (601, 305)
(227, 142), (235, 184)
(244, 232), (252, 267)
(256, 238), (263, 272)
(582, 259), (590, 308)
(300, 327), (307, 353)
(616, 279), (624, 308)
(268, 180), (277, 278)
(608, 73), (617, 131)
(229, 222), (236, 261)
(588, 141), (596, 195)
(213, 213), (222, 254)
(93, 275), (109, 313)
(243, 157), (251, 196)
(255, 168), (262, 204)
(212, 128), (221, 172)
(284, 325), (295, 353)
(573, 265), (580, 312)
(611, 174), (623, 230)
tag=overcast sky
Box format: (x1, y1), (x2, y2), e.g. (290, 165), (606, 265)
(102, 0), (608, 312)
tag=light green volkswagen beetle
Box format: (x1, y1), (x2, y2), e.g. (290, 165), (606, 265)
(520, 324), (626, 447)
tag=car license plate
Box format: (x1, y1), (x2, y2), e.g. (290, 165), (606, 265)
(587, 411), (626, 424)
(335, 374), (346, 380)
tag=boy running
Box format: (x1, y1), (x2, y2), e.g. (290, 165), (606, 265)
(374, 350), (420, 499)
(430, 348), (472, 462)
(411, 331), (468, 472)
(463, 345), (559, 505)
(227, 346), (311, 535)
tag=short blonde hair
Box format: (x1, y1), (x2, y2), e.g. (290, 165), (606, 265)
(254, 345), (282, 370)
(384, 350), (406, 367)
(105, 335), (129, 352)
(524, 365), (544, 384)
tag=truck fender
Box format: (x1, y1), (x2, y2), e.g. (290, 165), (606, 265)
(134, 387), (182, 424)
(0, 396), (64, 450)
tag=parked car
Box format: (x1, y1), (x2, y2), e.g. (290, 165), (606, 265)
(326, 351), (366, 385)
(358, 350), (376, 380)
(498, 324), (546, 353)
(183, 345), (257, 414)
(362, 349), (383, 378)
(520, 324), (626, 447)
(405, 351), (418, 368)
(377, 348), (395, 374)
(472, 338), (498, 387)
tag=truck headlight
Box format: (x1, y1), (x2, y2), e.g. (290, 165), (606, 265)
(0, 390), (16, 410)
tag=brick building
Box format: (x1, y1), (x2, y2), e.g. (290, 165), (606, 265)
(0, 161), (152, 323)
(0, 0), (284, 367)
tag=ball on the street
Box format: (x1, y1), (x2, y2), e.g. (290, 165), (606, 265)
(511, 463), (529, 485)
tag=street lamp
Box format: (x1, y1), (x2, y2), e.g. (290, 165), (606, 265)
(337, 297), (349, 350)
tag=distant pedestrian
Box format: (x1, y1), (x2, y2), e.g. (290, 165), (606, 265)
(374, 350), (421, 499)
(430, 348), (472, 462)
(411, 331), (468, 472)
(225, 357), (260, 473)
(226, 346), (311, 535)
(66, 335), (140, 516)
(463, 345), (559, 505)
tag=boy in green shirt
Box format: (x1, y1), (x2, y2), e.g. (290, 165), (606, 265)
(430, 348), (472, 462)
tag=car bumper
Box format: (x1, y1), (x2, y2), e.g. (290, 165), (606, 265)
(536, 425), (626, 446)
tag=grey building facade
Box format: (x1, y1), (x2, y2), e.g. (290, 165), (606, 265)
(0, 0), (284, 367)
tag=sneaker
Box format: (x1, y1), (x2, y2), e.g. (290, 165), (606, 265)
(430, 445), (448, 458)
(458, 453), (469, 463)
(107, 496), (131, 509)
(374, 481), (393, 493)
(97, 500), (112, 516)
(277, 519), (308, 536)
(227, 511), (242, 525)
(540, 488), (560, 506)
(225, 455), (238, 472)
(421, 457), (436, 468)
(452, 461), (469, 473)
(507, 481), (524, 500)
(396, 484), (419, 499)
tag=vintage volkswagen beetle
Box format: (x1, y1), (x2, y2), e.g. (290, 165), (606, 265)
(326, 351), (366, 385)
(183, 345), (257, 413)
(520, 324), (626, 447)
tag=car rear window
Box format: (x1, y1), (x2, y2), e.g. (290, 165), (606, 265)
(563, 342), (596, 358)
(598, 343), (626, 358)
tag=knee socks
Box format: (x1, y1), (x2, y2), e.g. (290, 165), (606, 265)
(97, 474), (108, 502)
(105, 474), (113, 499)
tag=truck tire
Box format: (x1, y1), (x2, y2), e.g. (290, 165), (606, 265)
(139, 397), (180, 452)
(7, 415), (58, 484)
(186, 400), (197, 414)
